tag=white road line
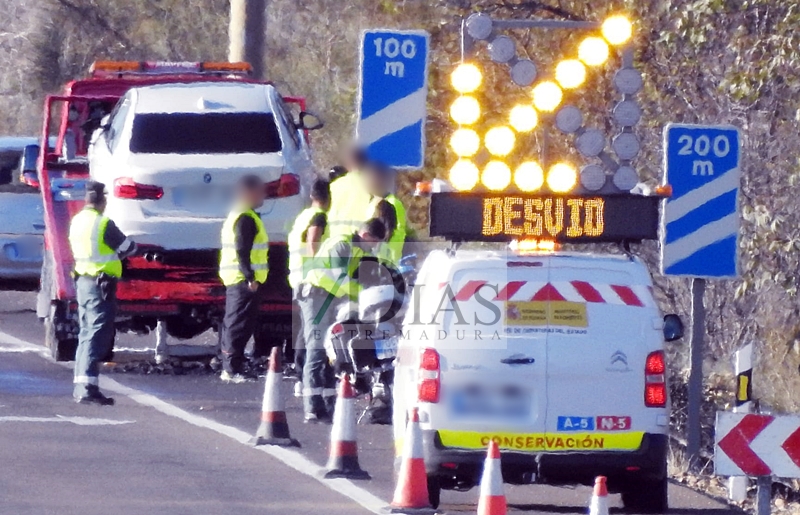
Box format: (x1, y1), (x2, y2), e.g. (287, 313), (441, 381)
(0, 415), (134, 426)
(0, 330), (389, 515)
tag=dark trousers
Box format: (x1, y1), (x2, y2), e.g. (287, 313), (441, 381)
(221, 282), (260, 374)
(74, 275), (116, 398)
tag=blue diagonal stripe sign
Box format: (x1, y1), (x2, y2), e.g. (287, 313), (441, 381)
(357, 29), (429, 169)
(661, 124), (741, 278)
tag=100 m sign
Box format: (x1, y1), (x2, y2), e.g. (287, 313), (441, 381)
(483, 197), (605, 238)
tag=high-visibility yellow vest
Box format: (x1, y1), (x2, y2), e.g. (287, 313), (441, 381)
(219, 207), (269, 286)
(305, 234), (365, 300)
(326, 171), (371, 240)
(366, 193), (407, 264)
(287, 206), (325, 288)
(68, 208), (122, 278)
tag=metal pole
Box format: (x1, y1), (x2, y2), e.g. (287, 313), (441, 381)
(229, 0), (267, 79)
(686, 277), (706, 469)
(756, 476), (771, 515)
(729, 343), (754, 501)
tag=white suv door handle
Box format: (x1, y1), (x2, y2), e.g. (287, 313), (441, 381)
(500, 357), (536, 365)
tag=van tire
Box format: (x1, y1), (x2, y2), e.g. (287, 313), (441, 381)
(621, 475), (668, 513)
(427, 474), (441, 509)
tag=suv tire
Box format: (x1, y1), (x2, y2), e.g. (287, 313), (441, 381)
(621, 475), (668, 513)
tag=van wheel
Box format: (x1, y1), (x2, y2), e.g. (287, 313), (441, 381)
(427, 474), (441, 509)
(621, 476), (668, 513)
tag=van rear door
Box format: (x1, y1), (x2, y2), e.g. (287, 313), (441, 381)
(543, 258), (660, 453)
(429, 256), (550, 448)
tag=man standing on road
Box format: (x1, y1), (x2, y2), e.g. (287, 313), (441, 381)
(68, 181), (136, 405)
(287, 178), (330, 395)
(299, 218), (386, 422)
(219, 175), (269, 383)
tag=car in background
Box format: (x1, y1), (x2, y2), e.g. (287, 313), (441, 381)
(88, 81), (316, 252)
(0, 137), (48, 281)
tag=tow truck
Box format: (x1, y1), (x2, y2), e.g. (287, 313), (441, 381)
(32, 61), (318, 361)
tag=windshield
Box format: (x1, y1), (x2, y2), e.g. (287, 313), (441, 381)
(129, 112), (282, 154)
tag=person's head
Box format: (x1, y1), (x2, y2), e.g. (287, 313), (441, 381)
(342, 145), (369, 172)
(85, 181), (107, 212)
(373, 199), (397, 239)
(237, 174), (265, 210)
(310, 178), (331, 211)
(328, 165), (348, 182)
(356, 218), (387, 252)
(363, 162), (395, 197)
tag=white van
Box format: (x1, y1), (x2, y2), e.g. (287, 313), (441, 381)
(392, 249), (683, 513)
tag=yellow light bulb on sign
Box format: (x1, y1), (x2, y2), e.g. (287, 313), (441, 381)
(450, 96), (481, 125)
(547, 162), (578, 193)
(451, 63), (482, 93)
(602, 15), (633, 46)
(482, 161), (512, 191)
(532, 81), (563, 112)
(515, 161), (545, 192)
(450, 159), (480, 191)
(555, 59), (587, 89)
(449, 128), (480, 157)
(578, 37), (610, 66)
(484, 126), (516, 157)
(509, 105), (538, 132)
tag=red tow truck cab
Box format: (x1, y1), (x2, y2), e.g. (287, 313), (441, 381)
(34, 61), (307, 361)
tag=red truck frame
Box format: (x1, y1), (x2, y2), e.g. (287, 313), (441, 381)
(34, 62), (308, 361)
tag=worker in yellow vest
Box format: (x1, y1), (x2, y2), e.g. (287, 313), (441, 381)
(325, 147), (372, 239)
(68, 181), (136, 405)
(287, 178), (330, 395)
(298, 218), (386, 422)
(218, 175), (269, 383)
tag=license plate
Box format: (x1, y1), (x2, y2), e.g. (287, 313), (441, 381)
(374, 337), (398, 360)
(450, 388), (531, 418)
(173, 186), (231, 207)
(4, 242), (42, 261)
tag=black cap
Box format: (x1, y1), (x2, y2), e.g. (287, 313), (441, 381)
(85, 181), (106, 204)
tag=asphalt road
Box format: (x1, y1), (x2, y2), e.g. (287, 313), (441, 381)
(0, 288), (739, 515)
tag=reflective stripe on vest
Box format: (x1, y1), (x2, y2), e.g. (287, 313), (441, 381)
(219, 208), (269, 286)
(68, 208), (122, 278)
(288, 206), (325, 288)
(305, 235), (364, 299)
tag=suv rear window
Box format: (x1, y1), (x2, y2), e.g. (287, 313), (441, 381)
(130, 112), (282, 154)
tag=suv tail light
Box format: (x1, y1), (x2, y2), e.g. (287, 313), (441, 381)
(418, 348), (440, 403)
(264, 174), (300, 198)
(113, 177), (163, 200)
(644, 351), (667, 407)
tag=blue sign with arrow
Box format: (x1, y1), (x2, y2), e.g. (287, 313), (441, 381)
(357, 29), (429, 169)
(661, 124), (741, 278)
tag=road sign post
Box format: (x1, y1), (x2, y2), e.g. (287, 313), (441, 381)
(662, 124), (741, 469)
(357, 29), (429, 169)
(729, 343), (754, 502)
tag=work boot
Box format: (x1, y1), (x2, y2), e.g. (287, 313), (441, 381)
(75, 389), (115, 406)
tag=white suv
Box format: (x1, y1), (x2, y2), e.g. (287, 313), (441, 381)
(88, 81), (316, 250)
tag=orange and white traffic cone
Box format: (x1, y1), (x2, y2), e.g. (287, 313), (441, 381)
(324, 375), (370, 479)
(390, 407), (434, 513)
(249, 347), (300, 447)
(589, 476), (609, 515)
(477, 440), (507, 515)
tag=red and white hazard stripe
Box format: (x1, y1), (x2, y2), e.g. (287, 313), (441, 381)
(446, 280), (654, 308)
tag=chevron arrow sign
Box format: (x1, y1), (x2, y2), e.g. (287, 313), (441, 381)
(715, 412), (800, 478)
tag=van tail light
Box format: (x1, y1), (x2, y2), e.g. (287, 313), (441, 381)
(264, 174), (300, 198)
(418, 348), (440, 403)
(644, 351), (667, 407)
(113, 177), (163, 200)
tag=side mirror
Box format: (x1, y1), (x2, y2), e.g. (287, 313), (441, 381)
(100, 114), (112, 131)
(663, 314), (684, 342)
(21, 144), (40, 173)
(298, 111), (324, 131)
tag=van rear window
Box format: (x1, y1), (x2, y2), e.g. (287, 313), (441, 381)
(130, 112), (282, 154)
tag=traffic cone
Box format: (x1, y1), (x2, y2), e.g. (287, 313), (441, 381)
(390, 407), (434, 513)
(249, 347), (300, 447)
(324, 375), (370, 479)
(589, 476), (609, 515)
(477, 440), (507, 515)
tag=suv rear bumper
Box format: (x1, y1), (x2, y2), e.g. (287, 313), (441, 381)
(422, 430), (667, 491)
